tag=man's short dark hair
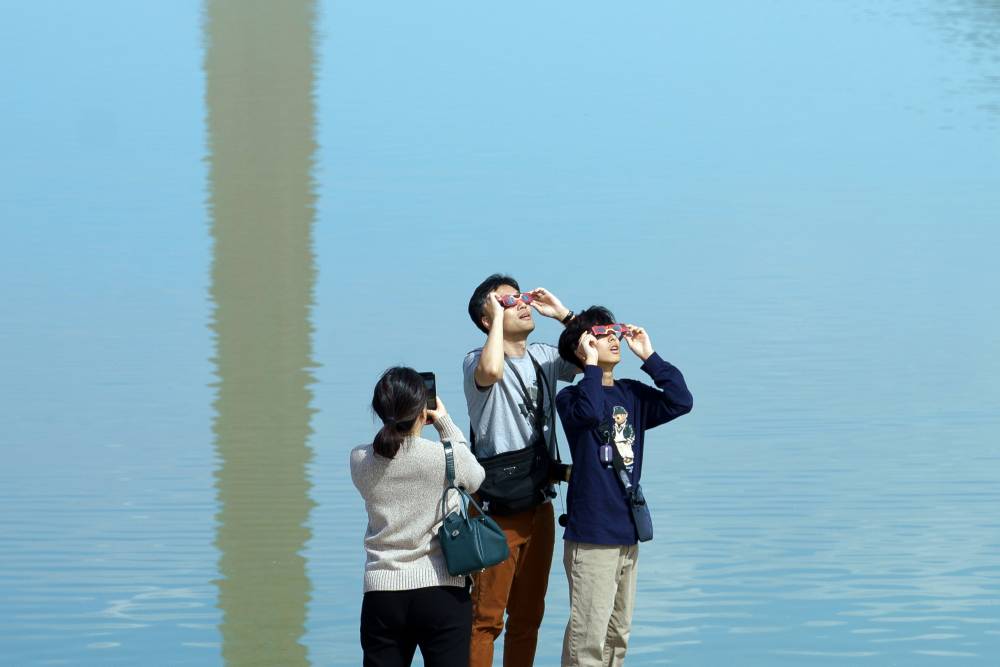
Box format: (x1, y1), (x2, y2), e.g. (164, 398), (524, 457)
(558, 306), (616, 369)
(468, 274), (521, 334)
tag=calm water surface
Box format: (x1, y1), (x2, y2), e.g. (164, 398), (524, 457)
(2, 1), (999, 665)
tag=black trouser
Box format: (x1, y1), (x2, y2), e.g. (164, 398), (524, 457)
(360, 585), (472, 667)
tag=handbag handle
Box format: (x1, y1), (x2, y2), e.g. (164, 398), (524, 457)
(441, 441), (490, 522)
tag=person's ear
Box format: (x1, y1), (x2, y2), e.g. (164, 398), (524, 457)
(480, 300), (493, 331)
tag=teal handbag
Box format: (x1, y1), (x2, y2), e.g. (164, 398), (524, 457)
(438, 442), (510, 576)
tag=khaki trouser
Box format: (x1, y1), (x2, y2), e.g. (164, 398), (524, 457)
(561, 541), (639, 667)
(469, 503), (555, 667)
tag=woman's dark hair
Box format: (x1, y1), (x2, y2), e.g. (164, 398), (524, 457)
(558, 306), (616, 369)
(371, 366), (429, 459)
(468, 273), (520, 333)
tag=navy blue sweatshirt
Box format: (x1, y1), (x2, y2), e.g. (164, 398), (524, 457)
(556, 353), (693, 545)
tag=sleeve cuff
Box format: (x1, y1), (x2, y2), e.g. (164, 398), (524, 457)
(640, 351), (669, 374)
(434, 414), (466, 443)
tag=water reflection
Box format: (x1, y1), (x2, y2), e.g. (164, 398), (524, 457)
(937, 0), (1000, 113)
(204, 1), (318, 666)
(941, 0), (1000, 49)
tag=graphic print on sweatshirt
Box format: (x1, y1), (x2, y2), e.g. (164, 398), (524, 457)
(598, 405), (635, 474)
(612, 405), (636, 469)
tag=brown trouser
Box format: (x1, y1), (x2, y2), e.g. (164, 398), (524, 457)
(469, 502), (554, 667)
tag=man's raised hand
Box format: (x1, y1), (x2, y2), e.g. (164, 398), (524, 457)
(485, 290), (505, 327)
(527, 287), (570, 321)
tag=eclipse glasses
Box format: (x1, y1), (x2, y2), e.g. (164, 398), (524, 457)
(589, 323), (633, 339)
(496, 292), (535, 308)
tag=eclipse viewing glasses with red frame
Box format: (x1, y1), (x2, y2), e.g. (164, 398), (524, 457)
(589, 323), (633, 339)
(496, 292), (536, 308)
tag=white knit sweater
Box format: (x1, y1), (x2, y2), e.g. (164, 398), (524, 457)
(350, 414), (486, 592)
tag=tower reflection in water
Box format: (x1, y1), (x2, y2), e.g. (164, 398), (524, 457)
(204, 1), (318, 665)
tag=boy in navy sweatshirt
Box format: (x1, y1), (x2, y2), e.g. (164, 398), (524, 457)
(555, 306), (693, 666)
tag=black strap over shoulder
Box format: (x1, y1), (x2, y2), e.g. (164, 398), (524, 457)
(529, 353), (562, 463)
(504, 350), (561, 462)
(504, 356), (543, 431)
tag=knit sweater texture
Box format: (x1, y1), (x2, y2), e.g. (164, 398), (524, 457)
(350, 414), (486, 592)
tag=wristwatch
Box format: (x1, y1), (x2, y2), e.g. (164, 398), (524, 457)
(560, 309), (575, 324)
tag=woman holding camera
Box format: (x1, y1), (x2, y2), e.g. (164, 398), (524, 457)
(350, 367), (485, 667)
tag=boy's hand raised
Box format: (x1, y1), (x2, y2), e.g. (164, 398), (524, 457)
(577, 332), (600, 366)
(625, 325), (654, 361)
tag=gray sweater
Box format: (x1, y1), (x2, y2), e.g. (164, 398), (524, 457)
(350, 414), (486, 592)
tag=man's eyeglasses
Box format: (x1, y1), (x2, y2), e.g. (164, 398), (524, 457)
(589, 323), (632, 339)
(497, 293), (535, 308)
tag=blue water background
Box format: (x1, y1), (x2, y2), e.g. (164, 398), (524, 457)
(2, 1), (998, 665)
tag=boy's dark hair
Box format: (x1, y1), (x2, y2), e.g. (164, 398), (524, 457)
(468, 273), (521, 334)
(558, 306), (616, 369)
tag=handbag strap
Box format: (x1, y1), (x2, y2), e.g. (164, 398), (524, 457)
(441, 441), (490, 520)
(444, 441), (456, 484)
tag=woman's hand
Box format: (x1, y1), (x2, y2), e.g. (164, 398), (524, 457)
(426, 396), (448, 425)
(624, 324), (654, 361)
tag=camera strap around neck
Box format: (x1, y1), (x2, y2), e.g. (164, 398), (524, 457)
(503, 350), (561, 463)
